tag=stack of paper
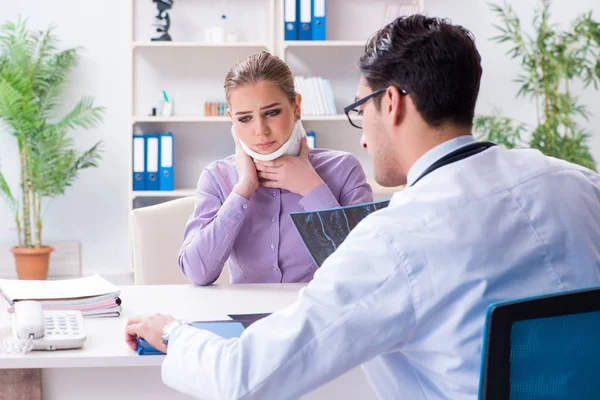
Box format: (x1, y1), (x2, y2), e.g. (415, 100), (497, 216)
(0, 274), (122, 318)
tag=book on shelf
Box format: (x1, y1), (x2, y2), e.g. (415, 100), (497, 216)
(204, 100), (229, 116)
(382, 1), (424, 27)
(294, 76), (337, 116)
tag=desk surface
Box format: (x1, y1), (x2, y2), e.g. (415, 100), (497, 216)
(0, 283), (306, 369)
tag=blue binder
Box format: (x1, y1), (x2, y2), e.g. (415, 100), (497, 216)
(284, 0), (298, 40)
(307, 131), (316, 148)
(311, 0), (326, 40)
(299, 0), (312, 40)
(145, 134), (160, 191)
(132, 135), (146, 191)
(159, 133), (174, 191)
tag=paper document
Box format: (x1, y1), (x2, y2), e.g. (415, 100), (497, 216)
(290, 200), (390, 267)
(0, 274), (119, 304)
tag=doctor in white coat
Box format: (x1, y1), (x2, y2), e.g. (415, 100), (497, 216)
(126, 15), (600, 400)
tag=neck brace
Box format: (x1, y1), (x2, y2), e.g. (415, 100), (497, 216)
(237, 120), (306, 161)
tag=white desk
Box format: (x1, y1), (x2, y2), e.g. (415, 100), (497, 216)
(0, 284), (376, 399)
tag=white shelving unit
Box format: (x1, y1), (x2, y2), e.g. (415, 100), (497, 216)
(129, 0), (423, 262)
(133, 115), (354, 124)
(132, 189), (196, 199)
(132, 116), (231, 123)
(283, 40), (365, 48)
(130, 0), (276, 212)
(133, 41), (270, 49)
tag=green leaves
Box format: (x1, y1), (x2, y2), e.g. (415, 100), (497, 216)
(480, 1), (598, 171)
(37, 48), (80, 120)
(474, 114), (527, 149)
(0, 19), (104, 246)
(0, 169), (17, 214)
(28, 126), (103, 198)
(56, 96), (105, 132)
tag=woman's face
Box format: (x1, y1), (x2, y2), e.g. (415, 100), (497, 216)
(228, 81), (301, 155)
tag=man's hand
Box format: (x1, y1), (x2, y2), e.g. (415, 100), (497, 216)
(125, 314), (175, 353)
(254, 137), (324, 197)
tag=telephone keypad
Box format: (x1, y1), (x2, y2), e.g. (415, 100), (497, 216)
(33, 310), (87, 350)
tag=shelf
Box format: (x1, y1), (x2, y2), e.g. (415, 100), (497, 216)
(132, 181), (401, 201)
(132, 189), (195, 199)
(133, 116), (230, 124)
(131, 178), (400, 201)
(132, 115), (354, 124)
(303, 115), (349, 122)
(284, 40), (366, 49)
(133, 41), (270, 49)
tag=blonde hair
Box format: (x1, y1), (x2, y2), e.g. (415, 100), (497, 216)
(224, 51), (296, 104)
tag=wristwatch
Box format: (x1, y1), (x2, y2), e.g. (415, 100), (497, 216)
(161, 319), (190, 347)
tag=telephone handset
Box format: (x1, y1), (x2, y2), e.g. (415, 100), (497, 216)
(0, 300), (86, 353)
(233, 120), (307, 162)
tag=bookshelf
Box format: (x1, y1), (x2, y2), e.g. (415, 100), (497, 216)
(132, 42), (270, 49)
(129, 0), (423, 260)
(132, 115), (355, 124)
(132, 189), (196, 199)
(283, 40), (366, 48)
(132, 116), (231, 123)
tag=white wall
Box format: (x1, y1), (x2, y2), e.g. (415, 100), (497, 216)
(0, 1), (131, 275)
(0, 0), (599, 276)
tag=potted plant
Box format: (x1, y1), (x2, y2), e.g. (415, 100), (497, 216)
(0, 20), (104, 280)
(475, 0), (600, 171)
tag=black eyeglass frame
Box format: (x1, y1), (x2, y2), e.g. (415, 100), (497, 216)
(343, 87), (408, 129)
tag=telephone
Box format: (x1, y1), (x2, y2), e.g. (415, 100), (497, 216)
(234, 119), (307, 162)
(0, 300), (86, 353)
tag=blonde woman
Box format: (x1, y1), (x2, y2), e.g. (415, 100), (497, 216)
(179, 52), (373, 285)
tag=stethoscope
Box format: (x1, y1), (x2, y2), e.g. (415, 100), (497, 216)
(410, 141), (497, 187)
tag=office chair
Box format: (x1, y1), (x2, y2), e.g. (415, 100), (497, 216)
(479, 287), (600, 400)
(131, 196), (230, 285)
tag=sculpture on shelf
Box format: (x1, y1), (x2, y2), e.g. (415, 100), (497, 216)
(151, 0), (174, 41)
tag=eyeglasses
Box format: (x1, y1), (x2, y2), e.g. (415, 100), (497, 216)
(343, 87), (408, 129)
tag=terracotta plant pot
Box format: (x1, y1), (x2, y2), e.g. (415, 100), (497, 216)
(10, 246), (54, 280)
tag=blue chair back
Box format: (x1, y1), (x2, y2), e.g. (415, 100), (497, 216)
(479, 287), (600, 399)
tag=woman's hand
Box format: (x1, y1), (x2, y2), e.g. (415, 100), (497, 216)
(231, 127), (259, 200)
(254, 137), (324, 197)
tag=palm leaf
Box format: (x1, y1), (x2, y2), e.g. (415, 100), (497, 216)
(0, 169), (17, 214)
(37, 48), (79, 118)
(72, 141), (103, 171)
(55, 96), (104, 131)
(0, 78), (38, 137)
(0, 19), (105, 246)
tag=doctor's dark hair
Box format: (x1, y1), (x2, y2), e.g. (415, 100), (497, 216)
(359, 15), (482, 128)
(224, 51), (296, 105)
